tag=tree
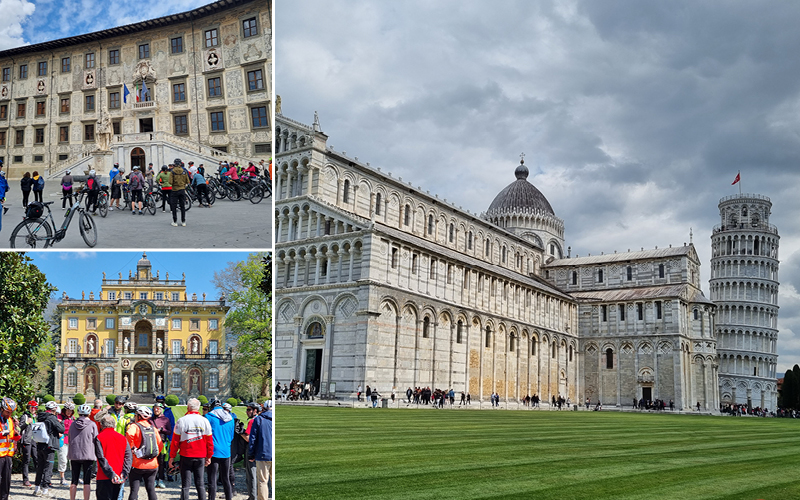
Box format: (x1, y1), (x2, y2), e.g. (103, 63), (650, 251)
(220, 253), (271, 398)
(0, 253), (56, 406)
(781, 365), (800, 410)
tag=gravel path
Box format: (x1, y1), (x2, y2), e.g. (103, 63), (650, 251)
(8, 466), (257, 499)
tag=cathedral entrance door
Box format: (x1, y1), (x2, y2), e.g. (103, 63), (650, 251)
(642, 387), (652, 402)
(304, 349), (322, 389)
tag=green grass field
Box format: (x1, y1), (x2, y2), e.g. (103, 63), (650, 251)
(276, 406), (800, 500)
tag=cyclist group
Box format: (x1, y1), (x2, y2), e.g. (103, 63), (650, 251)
(0, 395), (272, 500)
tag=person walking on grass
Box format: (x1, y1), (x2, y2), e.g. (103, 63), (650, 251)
(68, 404), (98, 500)
(169, 159), (189, 227)
(169, 398), (213, 500)
(94, 415), (131, 500)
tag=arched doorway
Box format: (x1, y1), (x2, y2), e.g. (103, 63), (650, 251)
(131, 147), (146, 169)
(135, 320), (152, 354)
(188, 367), (203, 394)
(134, 361), (153, 394)
(85, 366), (99, 395)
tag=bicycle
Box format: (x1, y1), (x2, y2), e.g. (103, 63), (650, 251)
(96, 185), (110, 217)
(248, 175), (272, 204)
(10, 190), (97, 248)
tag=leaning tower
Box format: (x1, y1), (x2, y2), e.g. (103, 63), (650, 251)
(710, 193), (780, 410)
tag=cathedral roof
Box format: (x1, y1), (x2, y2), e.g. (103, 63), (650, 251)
(569, 283), (714, 305)
(545, 245), (697, 267)
(487, 160), (555, 216)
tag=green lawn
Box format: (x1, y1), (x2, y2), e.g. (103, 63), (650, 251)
(276, 406), (800, 500)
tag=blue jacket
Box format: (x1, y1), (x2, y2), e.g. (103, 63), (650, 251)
(0, 173), (8, 200)
(247, 411), (271, 461)
(206, 408), (234, 459)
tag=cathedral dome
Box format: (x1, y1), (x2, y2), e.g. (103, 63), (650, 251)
(487, 160), (555, 216)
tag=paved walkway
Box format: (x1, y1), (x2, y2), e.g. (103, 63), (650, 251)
(3, 181), (272, 249)
(8, 466), (258, 499)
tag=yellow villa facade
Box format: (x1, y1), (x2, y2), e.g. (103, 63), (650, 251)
(54, 253), (231, 403)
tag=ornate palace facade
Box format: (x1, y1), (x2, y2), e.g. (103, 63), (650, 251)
(274, 111), (723, 411)
(54, 253), (232, 403)
(0, 0), (271, 180)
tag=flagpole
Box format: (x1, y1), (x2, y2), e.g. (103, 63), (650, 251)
(738, 170), (741, 195)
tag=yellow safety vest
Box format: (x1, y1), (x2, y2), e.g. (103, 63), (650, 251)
(0, 418), (15, 458)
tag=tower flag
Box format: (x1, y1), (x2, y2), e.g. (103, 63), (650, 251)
(731, 172), (740, 185)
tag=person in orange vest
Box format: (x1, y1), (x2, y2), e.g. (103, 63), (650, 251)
(0, 397), (21, 500)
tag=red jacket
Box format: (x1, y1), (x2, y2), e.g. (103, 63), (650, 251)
(169, 411), (213, 459)
(95, 428), (132, 481)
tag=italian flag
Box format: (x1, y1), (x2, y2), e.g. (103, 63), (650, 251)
(135, 84), (140, 102)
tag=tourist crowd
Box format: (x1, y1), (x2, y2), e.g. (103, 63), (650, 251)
(0, 395), (272, 500)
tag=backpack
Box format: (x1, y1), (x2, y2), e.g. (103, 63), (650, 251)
(25, 202), (44, 220)
(30, 421), (49, 444)
(37, 177), (45, 189)
(129, 172), (142, 190)
(134, 423), (160, 460)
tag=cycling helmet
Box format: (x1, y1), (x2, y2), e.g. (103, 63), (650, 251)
(124, 401), (138, 411)
(136, 406), (152, 419)
(114, 396), (126, 404)
(89, 170), (96, 176)
(161, 165), (168, 172)
(133, 166), (140, 170)
(208, 398), (221, 408)
(173, 158), (183, 167)
(0, 397), (17, 412)
(66, 170), (71, 175)
(77, 404), (92, 416)
(155, 395), (165, 402)
(27, 400), (39, 408)
(63, 402), (75, 410)
(45, 401), (59, 411)
(222, 403), (232, 411)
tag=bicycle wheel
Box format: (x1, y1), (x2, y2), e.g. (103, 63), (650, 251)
(207, 188), (216, 205)
(226, 184), (242, 201)
(10, 218), (53, 248)
(79, 212), (98, 248)
(184, 192), (193, 212)
(249, 186), (264, 204)
(146, 195), (156, 215)
(98, 196), (108, 218)
(212, 180), (227, 199)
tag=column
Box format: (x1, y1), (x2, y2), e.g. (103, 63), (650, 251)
(306, 166), (314, 195)
(275, 171), (283, 201)
(314, 256), (322, 285)
(277, 215), (285, 244)
(293, 317), (303, 381)
(306, 209), (314, 237)
(292, 258), (300, 288)
(322, 315), (335, 396)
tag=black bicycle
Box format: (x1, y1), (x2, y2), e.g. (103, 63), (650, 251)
(248, 175), (272, 204)
(10, 190), (97, 248)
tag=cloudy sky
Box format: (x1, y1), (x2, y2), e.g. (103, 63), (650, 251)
(278, 0), (800, 373)
(0, 0), (210, 50)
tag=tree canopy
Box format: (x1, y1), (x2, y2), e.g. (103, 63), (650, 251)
(218, 252), (271, 399)
(0, 253), (56, 406)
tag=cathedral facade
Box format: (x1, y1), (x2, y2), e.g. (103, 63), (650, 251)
(274, 111), (724, 411)
(54, 254), (232, 403)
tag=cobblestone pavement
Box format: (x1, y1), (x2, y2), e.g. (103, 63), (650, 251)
(8, 466), (258, 499)
(3, 181), (272, 249)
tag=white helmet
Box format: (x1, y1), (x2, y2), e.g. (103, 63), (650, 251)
(124, 401), (138, 411)
(89, 170), (96, 176)
(77, 404), (92, 416)
(45, 401), (59, 411)
(136, 406), (152, 419)
(63, 402), (75, 410)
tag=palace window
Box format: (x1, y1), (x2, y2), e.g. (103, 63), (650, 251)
(247, 69), (264, 91)
(598, 269), (604, 283)
(659, 264), (665, 279)
(155, 292), (164, 301)
(172, 293), (180, 301)
(627, 266), (632, 281)
(209, 370), (219, 389)
(139, 292), (147, 300)
(209, 319), (218, 330)
(105, 318), (114, 329)
(108, 50), (119, 65)
(251, 106), (268, 128)
(207, 77), (222, 97)
(172, 318), (182, 330)
(85, 95), (95, 112)
(375, 193), (382, 215)
(342, 179), (350, 203)
(243, 17), (258, 38)
(61, 57), (70, 73)
(0, 131), (6, 145)
(124, 292), (132, 300)
(68, 318), (78, 329)
(619, 304), (625, 321)
(0, 105), (6, 119)
(84, 124), (94, 142)
(174, 115), (188, 135)
(104, 370), (114, 387)
(34, 128), (44, 144)
(171, 370), (181, 388)
(15, 129), (24, 146)
(173, 83), (186, 102)
(109, 91), (120, 109)
(36, 101), (45, 116)
(61, 98), (70, 113)
(171, 37), (183, 54)
(210, 111), (225, 132)
(172, 340), (181, 355)
(138, 44), (150, 59)
(655, 301), (662, 319)
(17, 102), (25, 118)
(19, 64), (27, 79)
(85, 53), (95, 68)
(67, 369), (77, 387)
(1, 68), (8, 81)
(107, 291), (116, 300)
(68, 339), (78, 353)
(205, 28), (218, 48)
(37, 61), (47, 76)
